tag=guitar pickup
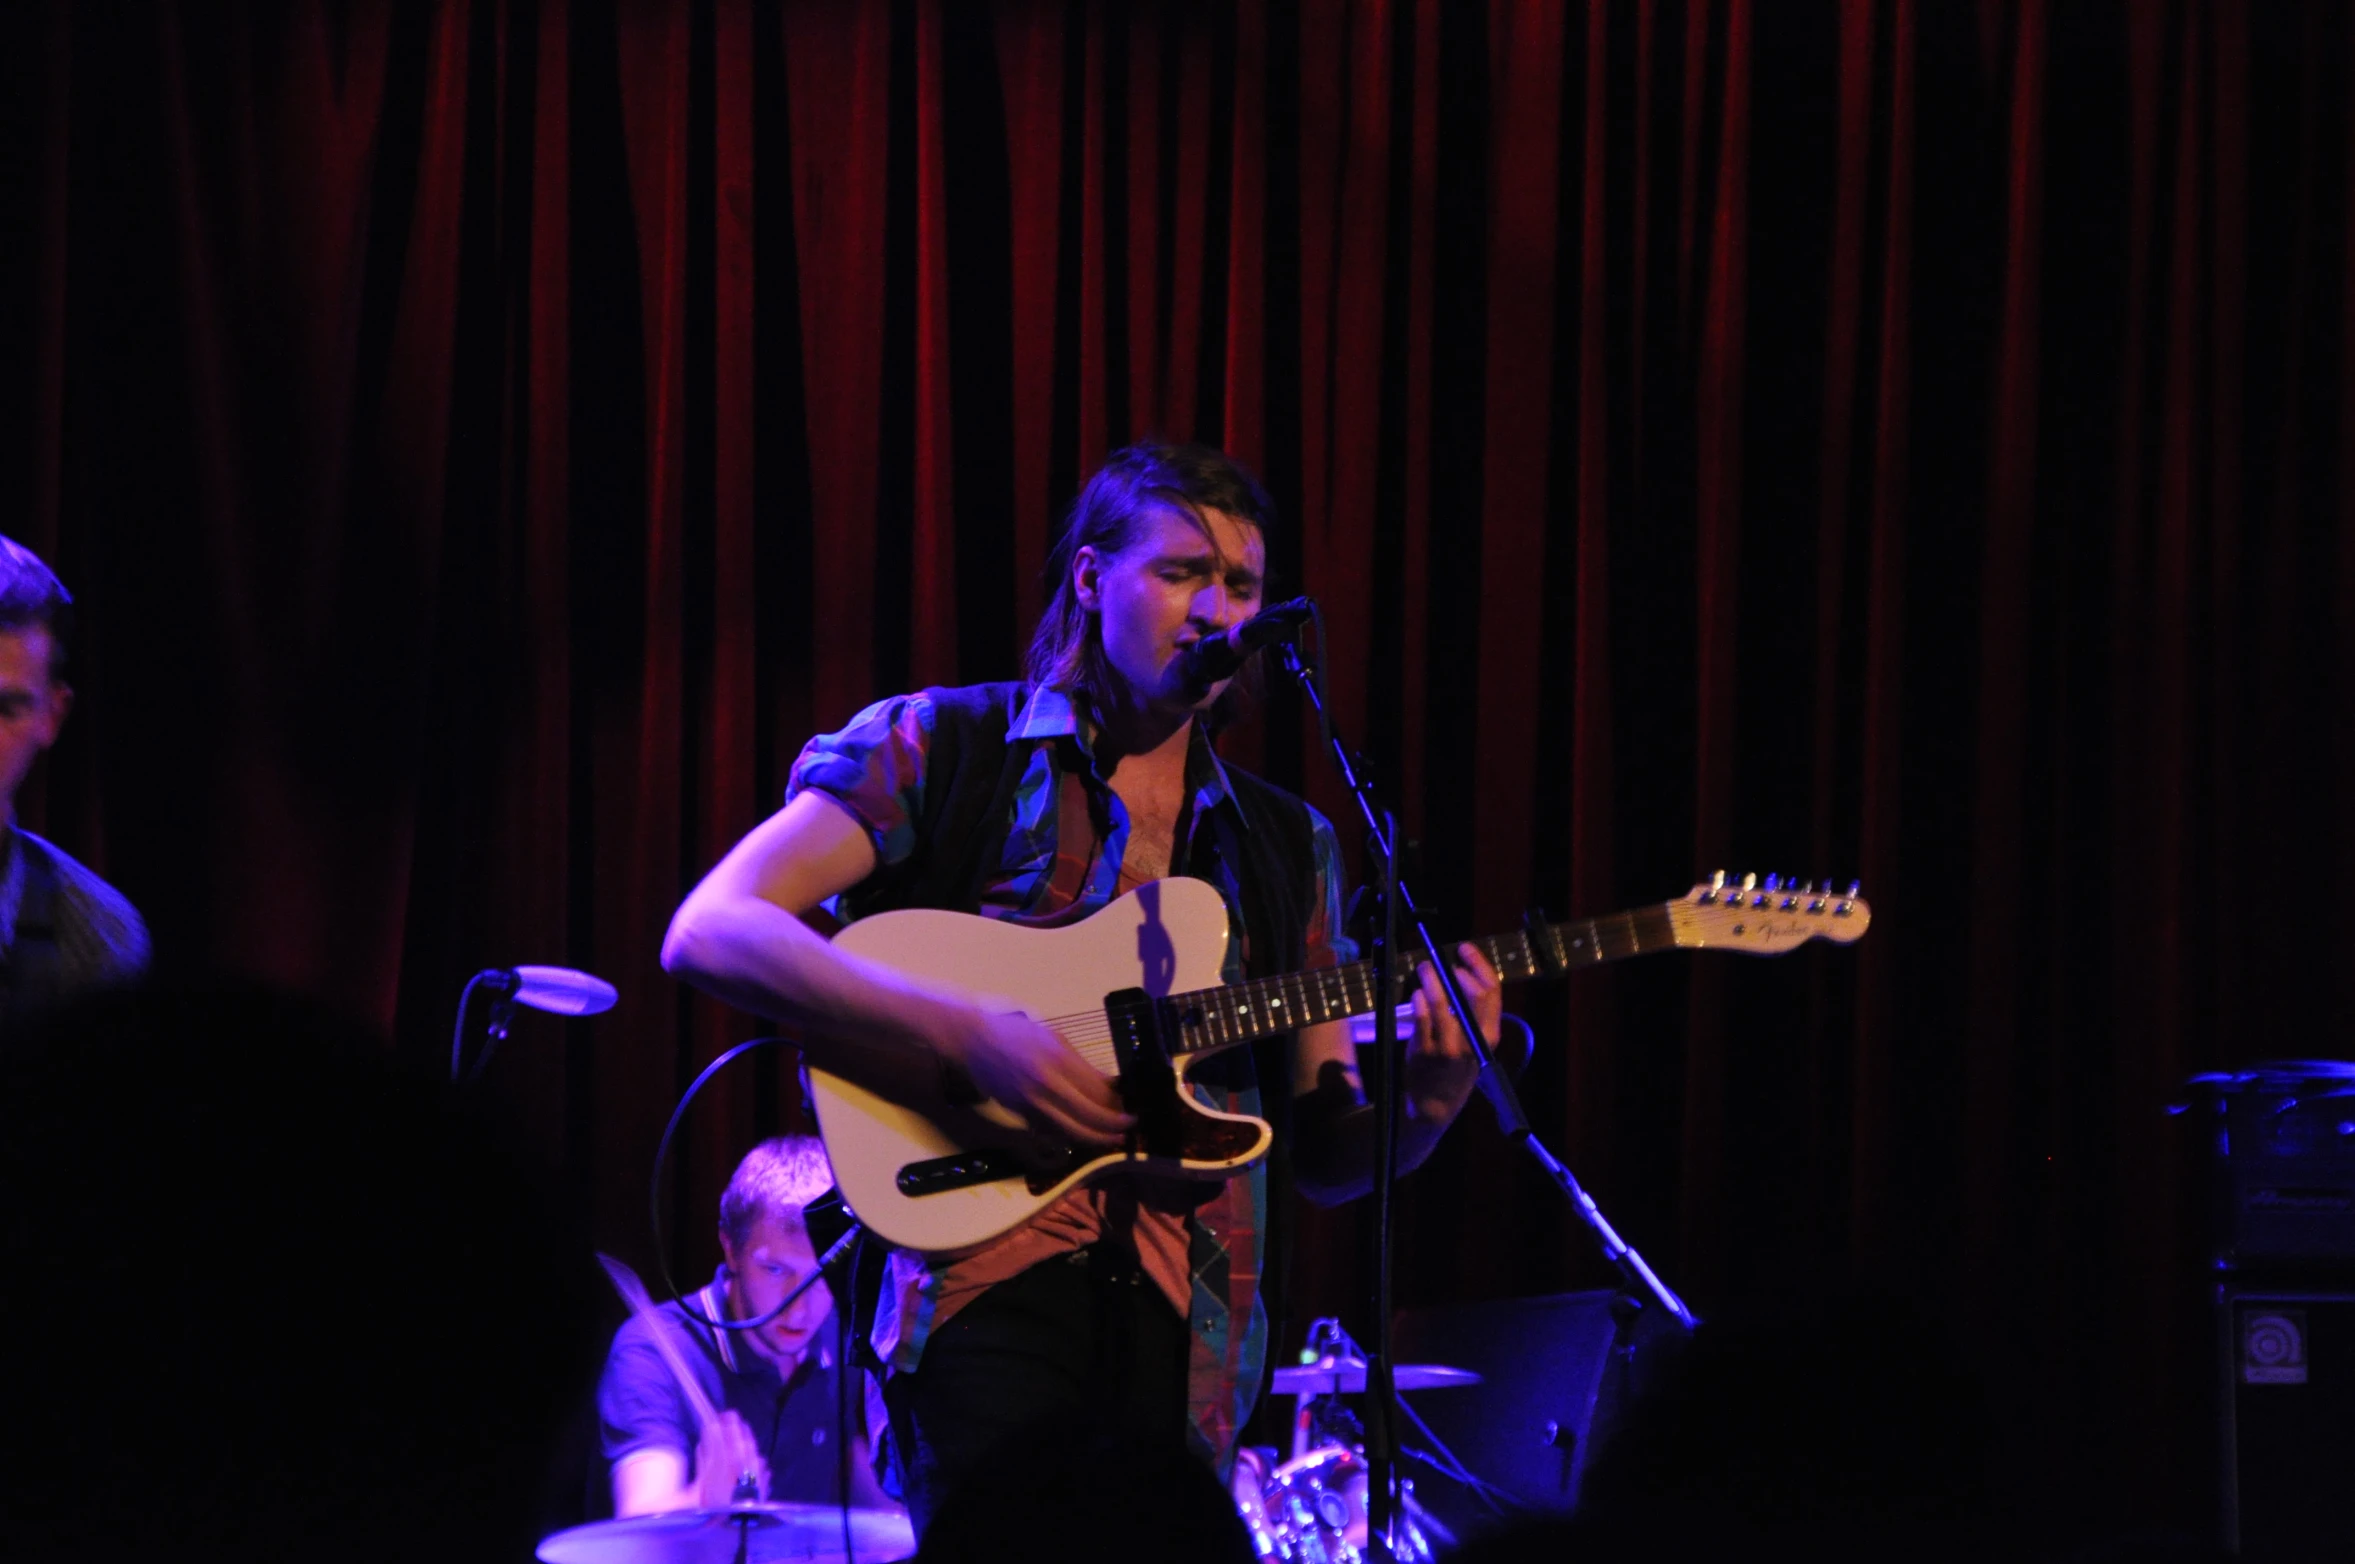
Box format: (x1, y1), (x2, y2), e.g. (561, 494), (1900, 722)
(897, 1146), (1077, 1198)
(897, 1150), (1030, 1197)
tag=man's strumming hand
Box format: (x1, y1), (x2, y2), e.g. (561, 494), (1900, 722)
(939, 1007), (1136, 1158)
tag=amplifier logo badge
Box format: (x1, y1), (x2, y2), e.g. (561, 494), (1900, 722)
(2242, 1309), (2308, 1385)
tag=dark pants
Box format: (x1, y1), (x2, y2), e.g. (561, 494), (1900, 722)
(881, 1243), (1190, 1536)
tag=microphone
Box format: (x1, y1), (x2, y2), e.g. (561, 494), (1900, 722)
(1178, 597), (1316, 692)
(486, 964), (620, 1016)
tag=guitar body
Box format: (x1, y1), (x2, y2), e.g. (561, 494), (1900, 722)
(808, 877), (1274, 1256)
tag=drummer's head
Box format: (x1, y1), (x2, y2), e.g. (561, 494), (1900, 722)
(716, 1135), (838, 1366)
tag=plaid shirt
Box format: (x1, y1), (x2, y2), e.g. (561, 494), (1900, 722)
(787, 684), (1354, 1468)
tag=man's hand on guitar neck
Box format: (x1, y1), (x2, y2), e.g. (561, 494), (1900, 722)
(1400, 942), (1500, 1127)
(1290, 942), (1502, 1203)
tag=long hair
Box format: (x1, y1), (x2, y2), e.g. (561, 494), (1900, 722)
(1025, 442), (1277, 714)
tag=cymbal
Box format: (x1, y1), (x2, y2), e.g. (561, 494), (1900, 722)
(1270, 1358), (1483, 1396)
(537, 1504), (915, 1564)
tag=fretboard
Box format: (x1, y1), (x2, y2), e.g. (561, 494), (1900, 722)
(1164, 903), (1679, 1058)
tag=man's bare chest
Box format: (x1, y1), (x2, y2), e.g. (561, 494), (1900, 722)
(1107, 772), (1185, 885)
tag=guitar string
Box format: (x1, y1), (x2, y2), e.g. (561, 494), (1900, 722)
(1027, 960), (1428, 1033)
(998, 910), (1716, 1037)
(1041, 909), (1773, 1057)
(1014, 918), (1677, 1079)
(939, 906), (1839, 1090)
(1025, 923), (1597, 1051)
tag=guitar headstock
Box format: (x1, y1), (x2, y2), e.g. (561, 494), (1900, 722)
(1667, 870), (1871, 953)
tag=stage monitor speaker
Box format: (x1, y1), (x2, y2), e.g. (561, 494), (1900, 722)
(2222, 1287), (2355, 1561)
(1390, 1289), (1677, 1539)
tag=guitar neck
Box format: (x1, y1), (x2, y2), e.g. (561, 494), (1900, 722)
(1165, 904), (1678, 1059)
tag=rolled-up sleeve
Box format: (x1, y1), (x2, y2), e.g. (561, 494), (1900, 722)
(596, 1320), (694, 1469)
(784, 694), (937, 868)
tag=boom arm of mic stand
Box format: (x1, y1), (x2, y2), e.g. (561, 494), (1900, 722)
(1272, 645), (1699, 1335)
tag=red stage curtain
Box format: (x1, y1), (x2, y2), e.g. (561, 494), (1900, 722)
(6, 0), (2351, 1536)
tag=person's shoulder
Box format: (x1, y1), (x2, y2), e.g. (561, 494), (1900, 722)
(611, 1294), (708, 1348)
(814, 682), (1028, 746)
(604, 1297), (725, 1384)
(912, 680), (1029, 728)
(15, 829), (150, 973)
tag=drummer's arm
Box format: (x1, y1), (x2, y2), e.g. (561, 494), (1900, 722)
(612, 1413), (769, 1516)
(611, 1449), (697, 1517)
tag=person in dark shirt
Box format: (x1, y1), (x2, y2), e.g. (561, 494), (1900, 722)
(0, 535), (147, 1026)
(597, 1135), (898, 1517)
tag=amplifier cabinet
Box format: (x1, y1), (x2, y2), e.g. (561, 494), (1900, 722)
(2210, 1086), (2355, 1266)
(2220, 1287), (2355, 1561)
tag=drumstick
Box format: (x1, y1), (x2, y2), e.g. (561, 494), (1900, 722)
(597, 1252), (723, 1435)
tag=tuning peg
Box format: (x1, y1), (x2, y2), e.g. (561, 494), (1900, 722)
(1740, 872), (1757, 893)
(1763, 873), (1781, 892)
(1847, 880), (1862, 898)
(1710, 869), (1727, 891)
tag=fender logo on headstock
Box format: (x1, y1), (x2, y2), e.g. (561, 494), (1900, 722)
(1670, 871), (1872, 953)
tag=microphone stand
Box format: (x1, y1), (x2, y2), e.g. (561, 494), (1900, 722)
(449, 969), (518, 1084)
(1271, 643), (1698, 1555)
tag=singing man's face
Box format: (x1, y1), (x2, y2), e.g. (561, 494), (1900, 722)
(0, 628), (69, 817)
(1075, 504), (1265, 714)
(719, 1215), (833, 1368)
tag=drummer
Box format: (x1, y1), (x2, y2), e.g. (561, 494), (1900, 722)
(596, 1136), (896, 1516)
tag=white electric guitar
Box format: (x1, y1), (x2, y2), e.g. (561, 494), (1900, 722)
(809, 871), (1868, 1256)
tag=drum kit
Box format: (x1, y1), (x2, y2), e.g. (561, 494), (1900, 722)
(1227, 1319), (1480, 1564)
(533, 1319), (1481, 1564)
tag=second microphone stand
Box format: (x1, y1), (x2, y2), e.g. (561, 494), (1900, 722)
(1272, 641), (1697, 1559)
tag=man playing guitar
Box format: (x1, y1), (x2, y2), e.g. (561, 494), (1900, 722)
(662, 442), (1501, 1534)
